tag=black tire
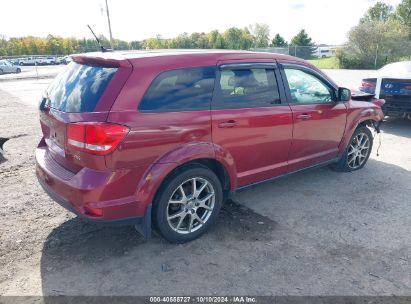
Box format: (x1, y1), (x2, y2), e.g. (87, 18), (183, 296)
(16, 68), (21, 74)
(153, 165), (223, 243)
(332, 126), (373, 172)
(0, 69), (3, 75)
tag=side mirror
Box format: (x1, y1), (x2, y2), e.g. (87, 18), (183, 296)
(338, 87), (351, 102)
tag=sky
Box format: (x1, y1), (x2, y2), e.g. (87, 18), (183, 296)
(0, 0), (403, 45)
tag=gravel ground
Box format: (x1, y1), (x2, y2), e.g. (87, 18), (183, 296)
(0, 70), (410, 296)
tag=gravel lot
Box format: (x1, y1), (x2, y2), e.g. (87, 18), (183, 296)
(0, 69), (410, 296)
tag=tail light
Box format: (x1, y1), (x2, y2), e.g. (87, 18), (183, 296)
(404, 85), (411, 90)
(361, 81), (376, 88)
(67, 123), (129, 155)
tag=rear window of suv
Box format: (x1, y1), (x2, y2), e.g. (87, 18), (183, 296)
(46, 62), (117, 112)
(139, 66), (216, 112)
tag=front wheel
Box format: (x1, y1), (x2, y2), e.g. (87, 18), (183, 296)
(16, 68), (21, 73)
(332, 126), (373, 172)
(153, 165), (223, 243)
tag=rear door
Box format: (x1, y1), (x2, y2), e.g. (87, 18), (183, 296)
(211, 60), (293, 187)
(39, 59), (131, 171)
(279, 62), (347, 172)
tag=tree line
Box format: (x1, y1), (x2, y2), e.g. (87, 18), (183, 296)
(337, 0), (411, 69)
(0, 24), (315, 57)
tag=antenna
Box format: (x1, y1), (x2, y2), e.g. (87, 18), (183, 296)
(87, 25), (112, 53)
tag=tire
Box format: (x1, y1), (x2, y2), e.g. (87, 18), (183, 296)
(0, 69), (3, 75)
(153, 165), (223, 243)
(332, 126), (373, 172)
(16, 68), (21, 74)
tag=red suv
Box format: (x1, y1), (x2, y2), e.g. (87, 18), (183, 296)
(36, 50), (384, 243)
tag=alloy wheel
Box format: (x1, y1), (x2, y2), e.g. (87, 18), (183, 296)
(166, 177), (215, 234)
(347, 132), (370, 170)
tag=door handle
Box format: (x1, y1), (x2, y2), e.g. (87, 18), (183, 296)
(296, 114), (311, 120)
(218, 120), (238, 128)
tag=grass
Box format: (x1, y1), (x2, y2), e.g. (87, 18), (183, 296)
(308, 57), (339, 69)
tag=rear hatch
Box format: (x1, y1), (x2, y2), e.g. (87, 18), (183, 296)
(380, 78), (411, 112)
(39, 54), (132, 172)
(380, 78), (411, 96)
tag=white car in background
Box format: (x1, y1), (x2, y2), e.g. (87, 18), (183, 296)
(43, 57), (57, 65)
(0, 60), (21, 74)
(360, 61), (411, 118)
(62, 56), (72, 65)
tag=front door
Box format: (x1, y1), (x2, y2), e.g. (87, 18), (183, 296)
(211, 61), (293, 187)
(280, 63), (347, 172)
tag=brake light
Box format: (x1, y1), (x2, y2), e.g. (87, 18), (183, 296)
(67, 123), (129, 155)
(361, 81), (376, 88)
(404, 85), (411, 90)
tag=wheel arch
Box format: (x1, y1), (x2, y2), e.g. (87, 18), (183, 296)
(134, 142), (237, 214)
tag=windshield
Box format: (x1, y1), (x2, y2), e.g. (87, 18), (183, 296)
(46, 62), (117, 112)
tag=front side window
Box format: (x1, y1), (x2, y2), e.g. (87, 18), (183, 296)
(139, 67), (216, 112)
(215, 67), (280, 108)
(284, 68), (334, 104)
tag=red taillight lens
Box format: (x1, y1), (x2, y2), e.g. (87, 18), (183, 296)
(84, 206), (103, 217)
(404, 85), (411, 90)
(361, 81), (376, 88)
(67, 123), (129, 155)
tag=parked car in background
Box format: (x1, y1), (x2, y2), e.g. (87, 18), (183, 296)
(36, 57), (47, 65)
(62, 56), (72, 65)
(360, 61), (411, 118)
(8, 58), (20, 65)
(36, 50), (384, 243)
(19, 57), (37, 66)
(0, 60), (21, 74)
(44, 57), (57, 65)
(56, 57), (65, 65)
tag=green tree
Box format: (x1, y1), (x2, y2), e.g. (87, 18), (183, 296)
(337, 19), (409, 68)
(394, 0), (411, 37)
(207, 30), (225, 49)
(223, 27), (245, 49)
(250, 23), (270, 47)
(290, 29), (316, 59)
(360, 1), (394, 23)
(129, 40), (143, 50)
(271, 34), (287, 47)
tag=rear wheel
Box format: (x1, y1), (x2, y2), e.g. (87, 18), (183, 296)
(153, 165), (223, 243)
(16, 68), (21, 74)
(332, 126), (373, 172)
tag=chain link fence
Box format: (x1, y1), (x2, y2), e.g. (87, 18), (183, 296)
(251, 45), (343, 59)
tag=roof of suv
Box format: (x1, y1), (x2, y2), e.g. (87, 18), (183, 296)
(73, 49), (304, 66)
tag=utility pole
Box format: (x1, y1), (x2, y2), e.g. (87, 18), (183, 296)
(105, 0), (113, 46)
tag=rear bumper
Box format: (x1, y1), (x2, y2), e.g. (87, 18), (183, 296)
(380, 95), (411, 113)
(35, 146), (149, 222)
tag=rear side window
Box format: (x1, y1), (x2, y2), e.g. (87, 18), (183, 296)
(139, 67), (216, 112)
(46, 62), (117, 112)
(214, 68), (281, 109)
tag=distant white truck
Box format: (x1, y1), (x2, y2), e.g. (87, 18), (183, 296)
(314, 47), (336, 58)
(19, 57), (37, 66)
